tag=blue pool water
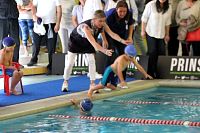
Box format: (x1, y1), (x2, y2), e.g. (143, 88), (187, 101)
(0, 87), (200, 133)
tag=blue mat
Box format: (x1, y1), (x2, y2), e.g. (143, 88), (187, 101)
(0, 75), (134, 107)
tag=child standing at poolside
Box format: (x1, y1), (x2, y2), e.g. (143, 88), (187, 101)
(88, 45), (153, 99)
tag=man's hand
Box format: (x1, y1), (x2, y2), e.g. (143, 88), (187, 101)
(141, 31), (146, 38)
(104, 49), (113, 56)
(54, 23), (60, 33)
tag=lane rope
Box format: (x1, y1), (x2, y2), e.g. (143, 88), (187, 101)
(118, 100), (200, 107)
(49, 115), (200, 127)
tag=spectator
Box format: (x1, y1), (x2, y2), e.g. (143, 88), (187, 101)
(145, 0), (153, 5)
(27, 0), (62, 75)
(176, 0), (200, 56)
(0, 37), (23, 95)
(58, 0), (75, 54)
(62, 10), (130, 92)
(72, 0), (85, 27)
(133, 0), (147, 55)
(105, 0), (134, 80)
(82, 0), (103, 22)
(141, 0), (172, 78)
(167, 0), (181, 56)
(82, 0), (105, 79)
(17, 0), (34, 56)
(105, 0), (138, 26)
(0, 0), (20, 62)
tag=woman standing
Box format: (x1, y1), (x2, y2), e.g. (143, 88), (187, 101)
(58, 0), (75, 53)
(176, 0), (200, 56)
(141, 0), (172, 78)
(17, 0), (34, 56)
(105, 0), (134, 80)
(167, 0), (181, 56)
(62, 10), (130, 92)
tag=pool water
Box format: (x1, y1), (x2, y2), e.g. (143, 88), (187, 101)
(0, 87), (200, 133)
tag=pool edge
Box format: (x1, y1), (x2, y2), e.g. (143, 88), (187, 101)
(0, 79), (200, 121)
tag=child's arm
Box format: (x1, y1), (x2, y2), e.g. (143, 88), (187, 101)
(131, 58), (153, 79)
(70, 99), (80, 109)
(117, 62), (128, 87)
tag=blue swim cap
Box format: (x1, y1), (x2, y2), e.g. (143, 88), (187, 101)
(80, 98), (93, 112)
(2, 37), (15, 47)
(124, 44), (137, 57)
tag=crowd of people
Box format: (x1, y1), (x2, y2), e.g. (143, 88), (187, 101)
(0, 0), (200, 96)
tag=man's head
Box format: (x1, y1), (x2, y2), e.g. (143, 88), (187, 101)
(124, 44), (137, 58)
(80, 98), (93, 112)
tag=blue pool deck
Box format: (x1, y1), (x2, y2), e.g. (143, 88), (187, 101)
(0, 75), (200, 121)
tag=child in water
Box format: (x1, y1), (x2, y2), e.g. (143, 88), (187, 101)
(88, 44), (153, 99)
(71, 98), (93, 116)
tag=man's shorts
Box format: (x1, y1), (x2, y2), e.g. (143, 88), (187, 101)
(101, 66), (118, 87)
(0, 69), (14, 77)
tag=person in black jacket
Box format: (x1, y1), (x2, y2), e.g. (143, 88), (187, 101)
(0, 0), (20, 62)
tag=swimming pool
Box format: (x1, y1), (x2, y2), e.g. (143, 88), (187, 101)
(0, 87), (200, 133)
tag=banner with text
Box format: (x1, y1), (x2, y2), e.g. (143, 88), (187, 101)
(157, 56), (200, 80)
(52, 53), (149, 79)
(71, 54), (149, 79)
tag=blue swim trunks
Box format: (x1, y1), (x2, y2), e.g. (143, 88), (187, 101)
(101, 66), (118, 87)
(0, 68), (14, 77)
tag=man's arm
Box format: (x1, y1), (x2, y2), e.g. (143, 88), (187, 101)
(141, 22), (147, 38)
(31, 4), (37, 21)
(54, 5), (62, 33)
(72, 15), (78, 27)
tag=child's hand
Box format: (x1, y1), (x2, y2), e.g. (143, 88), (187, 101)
(145, 74), (153, 80)
(118, 82), (128, 89)
(70, 99), (78, 105)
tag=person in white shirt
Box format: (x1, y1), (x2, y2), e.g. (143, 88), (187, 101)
(58, 0), (76, 54)
(141, 0), (172, 78)
(72, 0), (85, 27)
(82, 0), (103, 22)
(27, 0), (62, 75)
